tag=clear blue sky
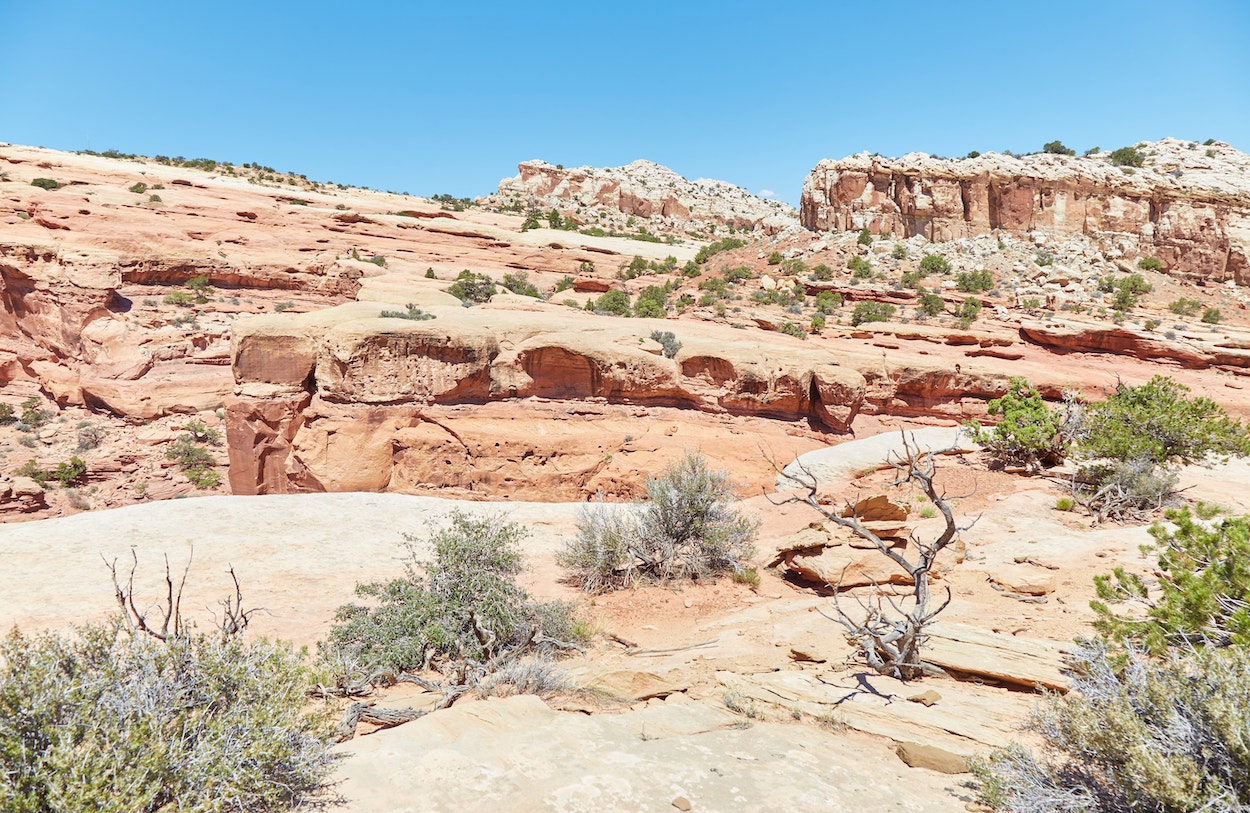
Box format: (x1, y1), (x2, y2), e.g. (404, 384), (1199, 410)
(3, 1), (1246, 206)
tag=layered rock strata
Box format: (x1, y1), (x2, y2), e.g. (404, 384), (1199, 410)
(226, 301), (866, 496)
(801, 138), (1250, 282)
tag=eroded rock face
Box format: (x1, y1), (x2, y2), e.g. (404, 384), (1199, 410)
(227, 302), (868, 496)
(801, 138), (1250, 282)
(483, 159), (800, 235)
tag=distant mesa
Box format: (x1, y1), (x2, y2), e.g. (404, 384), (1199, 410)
(481, 159), (799, 236)
(801, 138), (1250, 283)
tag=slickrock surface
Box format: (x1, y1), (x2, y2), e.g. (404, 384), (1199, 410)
(802, 138), (1250, 281)
(483, 159), (800, 235)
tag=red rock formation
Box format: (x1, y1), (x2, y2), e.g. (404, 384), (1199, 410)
(801, 139), (1250, 282)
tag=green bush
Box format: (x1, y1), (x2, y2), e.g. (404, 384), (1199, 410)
(554, 275), (575, 292)
(810, 313), (825, 331)
(1082, 375), (1249, 466)
(779, 321), (807, 340)
(965, 377), (1063, 469)
(846, 256), (872, 277)
(559, 452), (759, 593)
(327, 511), (582, 668)
(1168, 297), (1202, 316)
(810, 263), (834, 281)
(1042, 140), (1075, 156)
(19, 396), (50, 428)
(166, 427), (221, 490)
(0, 623), (334, 812)
(1055, 496), (1075, 511)
(1092, 506), (1250, 653)
(814, 290), (842, 313)
(1202, 307), (1222, 324)
(634, 285), (669, 318)
(425, 267), (437, 279)
(51, 455), (87, 487)
(851, 301), (895, 326)
(722, 265), (754, 283)
(856, 227), (873, 246)
(591, 289), (631, 316)
(958, 297), (983, 323)
(891, 244), (908, 260)
(501, 271), (541, 298)
(0, 403), (13, 424)
(955, 269), (993, 293)
(766, 251), (783, 265)
(916, 291), (944, 317)
(919, 254), (950, 275)
(1137, 255), (1163, 271)
(973, 643), (1250, 813)
(694, 237), (746, 264)
(29, 178), (60, 191)
(163, 290), (195, 307)
(128, 181), (148, 194)
(446, 270), (496, 304)
(1109, 145), (1146, 167)
(1110, 273), (1151, 311)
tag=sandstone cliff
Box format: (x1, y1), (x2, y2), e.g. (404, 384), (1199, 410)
(801, 138), (1250, 282)
(483, 159), (799, 235)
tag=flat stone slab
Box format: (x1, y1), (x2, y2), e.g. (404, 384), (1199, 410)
(335, 694), (968, 812)
(925, 622), (1074, 691)
(776, 427), (975, 491)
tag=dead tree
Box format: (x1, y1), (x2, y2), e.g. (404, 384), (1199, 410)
(771, 432), (977, 680)
(105, 547), (259, 641)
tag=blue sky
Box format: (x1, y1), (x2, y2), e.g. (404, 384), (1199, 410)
(3, 1), (1246, 206)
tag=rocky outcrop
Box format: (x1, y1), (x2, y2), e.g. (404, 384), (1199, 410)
(226, 302), (867, 496)
(483, 159), (799, 235)
(801, 138), (1250, 282)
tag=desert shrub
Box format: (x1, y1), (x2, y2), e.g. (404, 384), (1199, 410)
(1055, 496), (1075, 511)
(901, 269), (926, 289)
(500, 271), (540, 298)
(1202, 307), (1222, 324)
(973, 643), (1250, 813)
(955, 269), (993, 293)
(1034, 250), (1054, 266)
(766, 250), (783, 265)
(1109, 145), (1146, 167)
(891, 244), (908, 260)
(966, 377), (1064, 470)
(380, 303), (435, 320)
(694, 236), (746, 264)
(446, 269), (496, 304)
(1167, 297), (1202, 316)
(0, 403), (13, 424)
(649, 330), (682, 358)
(779, 321), (807, 340)
(919, 254), (950, 275)
(1082, 375), (1249, 466)
(916, 291), (944, 317)
(810, 263), (834, 281)
(633, 285), (669, 318)
(810, 313), (826, 331)
(1042, 140), (1076, 156)
(29, 178), (60, 191)
(814, 290), (842, 313)
(1111, 273), (1152, 311)
(0, 622), (334, 812)
(559, 452), (758, 593)
(19, 396), (50, 428)
(163, 290), (195, 307)
(590, 289), (631, 316)
(722, 265), (754, 283)
(958, 297), (983, 324)
(554, 274), (575, 292)
(1074, 457), (1181, 523)
(425, 267), (437, 279)
(13, 460), (50, 486)
(128, 181), (148, 194)
(1092, 506), (1250, 653)
(846, 256), (872, 277)
(851, 301), (894, 326)
(857, 227), (873, 245)
(166, 425), (220, 489)
(1137, 255), (1163, 271)
(327, 512), (582, 668)
(51, 455), (87, 487)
